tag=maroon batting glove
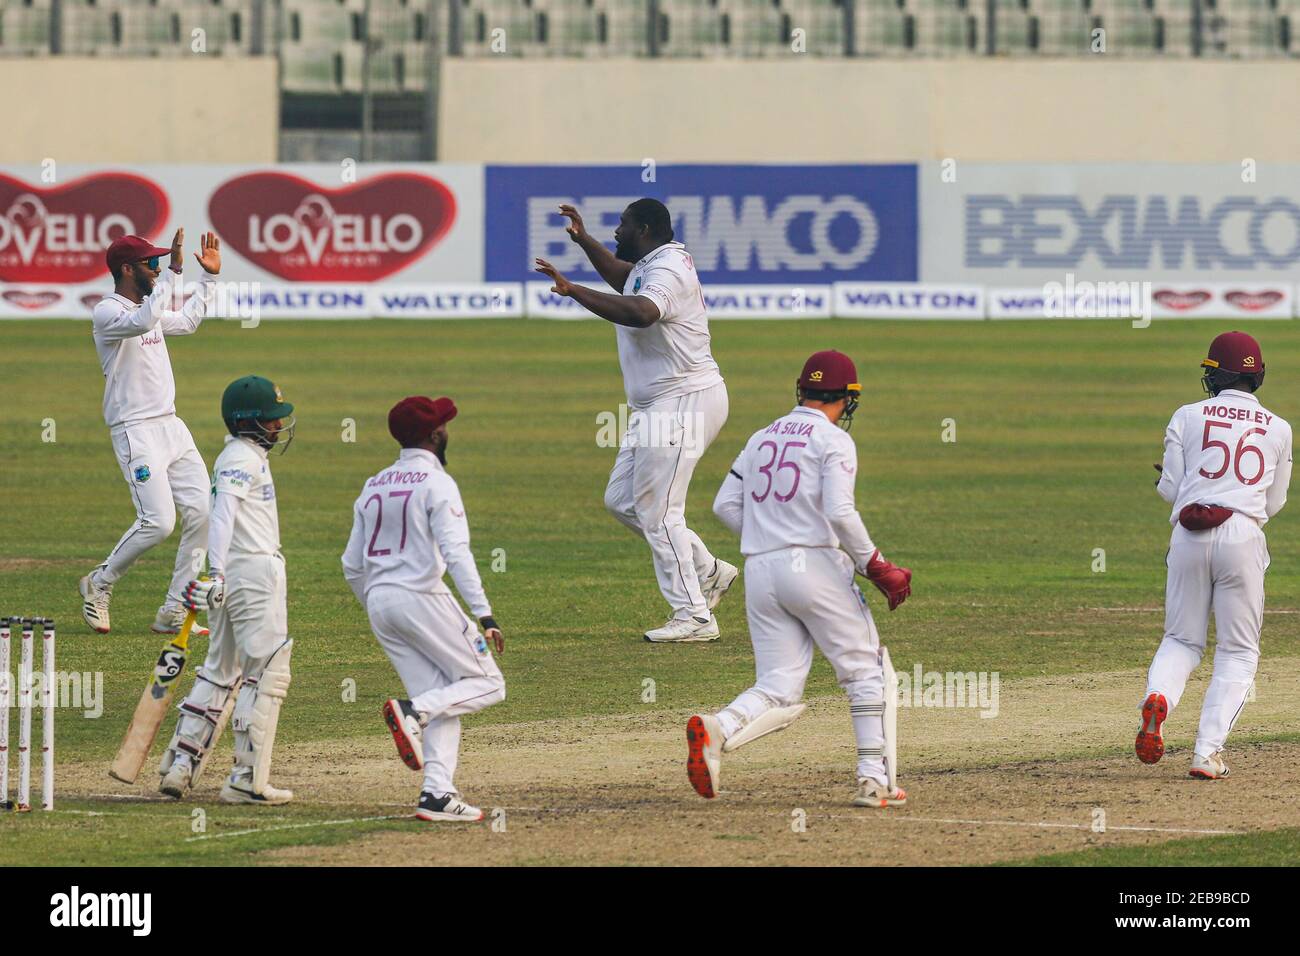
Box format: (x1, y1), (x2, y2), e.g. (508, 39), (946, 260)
(865, 550), (912, 611)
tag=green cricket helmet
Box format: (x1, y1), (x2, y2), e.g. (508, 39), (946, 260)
(221, 375), (297, 454)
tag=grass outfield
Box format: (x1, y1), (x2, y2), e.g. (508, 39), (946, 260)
(1, 317), (1298, 865)
(1009, 828), (1300, 867)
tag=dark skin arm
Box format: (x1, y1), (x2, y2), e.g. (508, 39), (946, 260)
(534, 257), (660, 328)
(559, 204), (632, 292)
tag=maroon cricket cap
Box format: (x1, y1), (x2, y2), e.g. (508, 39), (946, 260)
(1203, 331), (1264, 376)
(105, 235), (171, 272)
(798, 350), (861, 394)
(388, 396), (458, 446)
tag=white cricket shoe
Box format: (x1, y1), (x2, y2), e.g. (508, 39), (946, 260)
(645, 615), (720, 643)
(382, 698), (426, 771)
(686, 714), (723, 799)
(416, 792), (484, 822)
(220, 779), (294, 805)
(1190, 751), (1230, 780)
(701, 559), (739, 612)
(79, 567), (113, 634)
(152, 604), (209, 638)
(159, 761), (193, 799)
(853, 779), (908, 808)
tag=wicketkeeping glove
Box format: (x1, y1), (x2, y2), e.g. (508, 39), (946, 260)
(183, 575), (224, 612)
(864, 550), (912, 612)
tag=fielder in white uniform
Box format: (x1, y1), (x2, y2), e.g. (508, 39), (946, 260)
(687, 351), (913, 808)
(158, 375), (298, 805)
(342, 396), (505, 823)
(1137, 331), (1292, 780)
(80, 231), (221, 638)
(535, 199), (736, 643)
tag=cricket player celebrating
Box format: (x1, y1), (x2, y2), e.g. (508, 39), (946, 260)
(158, 376), (297, 804)
(534, 199), (736, 643)
(687, 351), (913, 807)
(80, 231), (222, 637)
(1137, 332), (1292, 780)
(342, 396), (506, 823)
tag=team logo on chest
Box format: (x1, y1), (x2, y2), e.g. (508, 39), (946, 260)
(633, 276), (642, 294)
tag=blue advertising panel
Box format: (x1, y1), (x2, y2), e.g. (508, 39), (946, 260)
(485, 164), (918, 285)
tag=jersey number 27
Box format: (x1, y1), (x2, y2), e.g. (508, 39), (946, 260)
(365, 490), (413, 555)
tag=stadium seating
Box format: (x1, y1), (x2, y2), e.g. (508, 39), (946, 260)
(603, 0), (652, 53)
(281, 42), (339, 90)
(0, 2), (53, 55)
(907, 2), (973, 54)
(61, 1), (116, 55)
(535, 0), (602, 56)
(0, 0), (1293, 62)
(658, 0), (726, 53)
(783, 0), (844, 55)
(720, 0), (786, 56)
(852, 7), (904, 55)
(1033, 0), (1093, 55)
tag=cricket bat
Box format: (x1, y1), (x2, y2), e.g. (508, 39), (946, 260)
(108, 610), (197, 784)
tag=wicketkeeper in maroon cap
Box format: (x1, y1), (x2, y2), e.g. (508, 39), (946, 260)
(687, 349), (913, 810)
(1139, 331), (1292, 780)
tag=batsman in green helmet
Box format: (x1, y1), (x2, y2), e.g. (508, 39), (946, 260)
(221, 374), (297, 455)
(158, 375), (298, 805)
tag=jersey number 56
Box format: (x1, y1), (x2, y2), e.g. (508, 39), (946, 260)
(1199, 422), (1267, 485)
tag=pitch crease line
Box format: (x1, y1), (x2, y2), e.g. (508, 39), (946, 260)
(185, 813), (410, 842)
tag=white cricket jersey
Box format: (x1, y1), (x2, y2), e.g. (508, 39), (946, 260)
(713, 406), (877, 571)
(1157, 388), (1293, 526)
(92, 270), (216, 427)
(341, 448), (492, 618)
(208, 436), (281, 572)
(617, 241), (723, 409)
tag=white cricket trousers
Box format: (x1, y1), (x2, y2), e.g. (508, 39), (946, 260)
(365, 585), (505, 797)
(1146, 513), (1268, 758)
(101, 414), (210, 606)
(604, 382), (729, 619)
(174, 552), (289, 767)
(718, 547), (888, 785)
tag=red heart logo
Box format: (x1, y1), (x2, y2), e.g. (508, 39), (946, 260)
(1224, 290), (1283, 311)
(81, 293), (105, 311)
(3, 289), (63, 310)
(1153, 289), (1212, 311)
(0, 173), (169, 282)
(209, 172), (456, 281)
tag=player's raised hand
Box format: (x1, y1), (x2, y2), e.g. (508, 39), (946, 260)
(534, 257), (573, 296)
(194, 231), (221, 275)
(558, 204), (586, 242)
(169, 228), (184, 272)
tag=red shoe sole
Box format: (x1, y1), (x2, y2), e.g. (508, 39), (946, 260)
(686, 716), (716, 799)
(382, 700), (423, 771)
(1135, 693), (1168, 765)
(1188, 769), (1220, 780)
